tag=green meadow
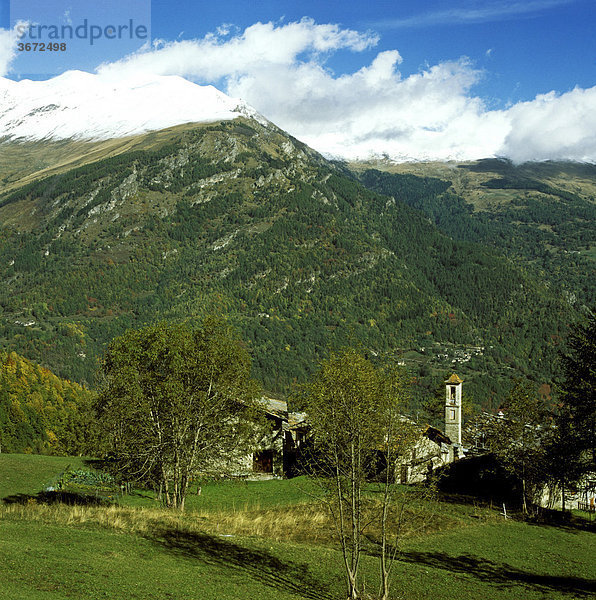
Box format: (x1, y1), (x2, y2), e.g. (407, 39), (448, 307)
(1, 454), (594, 600)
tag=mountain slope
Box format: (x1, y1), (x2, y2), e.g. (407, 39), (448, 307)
(352, 159), (596, 309)
(0, 119), (582, 406)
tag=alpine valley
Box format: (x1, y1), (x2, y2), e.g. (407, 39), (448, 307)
(0, 73), (594, 413)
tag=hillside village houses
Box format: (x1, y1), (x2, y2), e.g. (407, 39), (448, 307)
(242, 376), (595, 513)
(243, 375), (465, 483)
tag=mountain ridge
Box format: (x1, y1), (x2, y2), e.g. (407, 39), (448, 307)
(0, 71), (266, 143)
(0, 118), (588, 410)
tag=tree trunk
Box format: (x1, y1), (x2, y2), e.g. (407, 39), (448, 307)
(350, 440), (360, 599)
(334, 461), (352, 600)
(178, 474), (189, 512)
(161, 467), (172, 508)
(379, 481), (390, 600)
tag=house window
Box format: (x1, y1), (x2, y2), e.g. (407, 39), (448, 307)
(253, 450), (273, 473)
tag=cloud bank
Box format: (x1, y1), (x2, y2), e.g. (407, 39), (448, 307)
(502, 87), (596, 163)
(1, 18), (595, 163)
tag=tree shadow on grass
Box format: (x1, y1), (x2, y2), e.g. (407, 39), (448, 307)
(525, 509), (596, 533)
(151, 527), (339, 600)
(398, 550), (595, 598)
(2, 491), (109, 506)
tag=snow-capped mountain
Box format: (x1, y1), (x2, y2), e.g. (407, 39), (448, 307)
(0, 71), (265, 142)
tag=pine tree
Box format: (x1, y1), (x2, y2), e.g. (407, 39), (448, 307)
(554, 312), (596, 488)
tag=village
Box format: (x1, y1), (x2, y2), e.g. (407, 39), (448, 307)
(243, 374), (595, 514)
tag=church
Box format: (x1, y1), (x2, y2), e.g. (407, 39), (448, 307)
(395, 374), (465, 484)
(242, 374), (467, 482)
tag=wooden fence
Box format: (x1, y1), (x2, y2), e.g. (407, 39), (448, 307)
(577, 500), (595, 512)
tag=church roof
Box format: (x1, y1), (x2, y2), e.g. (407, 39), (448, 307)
(445, 374), (463, 384)
(424, 425), (452, 445)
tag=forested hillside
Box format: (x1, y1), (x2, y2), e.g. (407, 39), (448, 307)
(356, 160), (595, 308)
(0, 120), (588, 408)
(0, 351), (93, 454)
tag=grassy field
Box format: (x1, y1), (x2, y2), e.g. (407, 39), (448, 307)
(1, 454), (594, 600)
(0, 454), (88, 499)
(0, 122), (217, 197)
(121, 476), (319, 511)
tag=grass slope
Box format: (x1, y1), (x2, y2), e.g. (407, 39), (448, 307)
(0, 122), (219, 196)
(122, 476), (317, 511)
(397, 521), (595, 600)
(2, 514), (592, 600)
(0, 517), (345, 600)
(0, 454), (87, 498)
(1, 454), (594, 600)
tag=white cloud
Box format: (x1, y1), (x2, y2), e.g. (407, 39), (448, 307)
(0, 22), (26, 77)
(97, 18), (379, 82)
(93, 18), (596, 163)
(225, 54), (512, 161)
(4, 17), (594, 163)
(500, 87), (596, 163)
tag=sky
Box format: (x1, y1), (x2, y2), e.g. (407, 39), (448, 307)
(0, 0), (595, 162)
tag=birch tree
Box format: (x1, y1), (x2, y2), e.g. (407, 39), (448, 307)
(95, 318), (261, 510)
(375, 368), (422, 600)
(303, 350), (420, 600)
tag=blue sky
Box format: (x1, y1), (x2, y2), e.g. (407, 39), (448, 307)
(148, 0), (596, 108)
(1, 0), (595, 162)
(3, 0), (594, 104)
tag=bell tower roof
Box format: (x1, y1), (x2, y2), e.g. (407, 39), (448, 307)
(445, 374), (463, 384)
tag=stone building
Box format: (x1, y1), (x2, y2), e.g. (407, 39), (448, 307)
(235, 397), (308, 479)
(445, 373), (463, 445)
(238, 376), (466, 482)
(387, 374), (466, 483)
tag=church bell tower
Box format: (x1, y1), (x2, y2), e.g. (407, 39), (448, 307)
(445, 374), (463, 445)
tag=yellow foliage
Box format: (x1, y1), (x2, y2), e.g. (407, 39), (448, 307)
(46, 430), (59, 448)
(0, 350), (94, 455)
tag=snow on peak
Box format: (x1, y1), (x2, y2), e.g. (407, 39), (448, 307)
(0, 71), (265, 142)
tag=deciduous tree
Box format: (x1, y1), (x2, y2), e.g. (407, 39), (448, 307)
(475, 381), (550, 514)
(95, 318), (261, 510)
(303, 349), (420, 600)
(375, 366), (422, 600)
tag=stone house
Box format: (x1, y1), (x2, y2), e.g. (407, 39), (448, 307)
(234, 397), (308, 479)
(235, 375), (465, 481)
